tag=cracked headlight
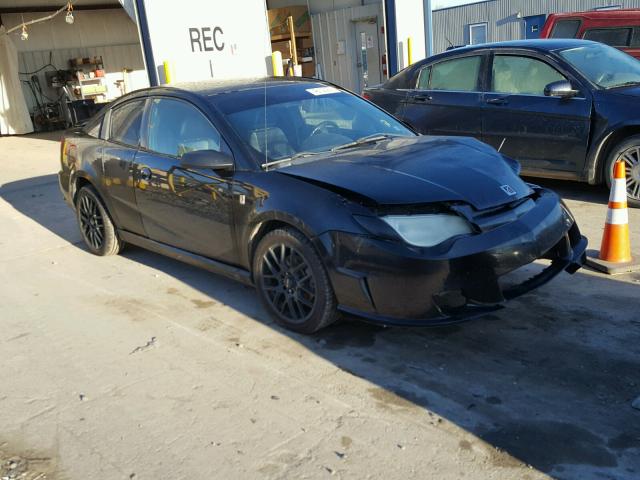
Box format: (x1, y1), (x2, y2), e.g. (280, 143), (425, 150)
(381, 214), (474, 247)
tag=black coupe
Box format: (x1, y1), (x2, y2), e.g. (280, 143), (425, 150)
(364, 39), (640, 206)
(59, 78), (586, 333)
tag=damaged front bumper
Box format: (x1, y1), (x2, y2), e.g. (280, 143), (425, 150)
(316, 189), (587, 326)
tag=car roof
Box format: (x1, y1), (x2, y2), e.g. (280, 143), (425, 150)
(133, 77), (331, 98)
(436, 38), (599, 57)
(548, 9), (640, 20)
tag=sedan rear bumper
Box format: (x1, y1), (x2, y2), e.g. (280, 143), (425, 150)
(316, 189), (587, 326)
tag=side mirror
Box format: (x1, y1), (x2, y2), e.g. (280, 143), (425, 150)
(179, 149), (234, 172)
(544, 80), (579, 99)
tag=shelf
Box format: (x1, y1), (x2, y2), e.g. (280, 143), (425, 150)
(270, 32), (311, 42)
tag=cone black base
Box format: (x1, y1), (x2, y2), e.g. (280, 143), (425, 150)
(585, 249), (640, 275)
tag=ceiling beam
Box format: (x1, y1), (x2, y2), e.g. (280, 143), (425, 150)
(0, 3), (120, 14)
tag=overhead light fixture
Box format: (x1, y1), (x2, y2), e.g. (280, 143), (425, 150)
(65, 2), (74, 24)
(20, 23), (28, 41)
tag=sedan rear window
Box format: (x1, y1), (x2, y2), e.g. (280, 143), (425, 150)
(550, 19), (581, 38)
(430, 56), (482, 92)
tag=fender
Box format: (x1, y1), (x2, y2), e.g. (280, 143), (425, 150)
(232, 171), (372, 270)
(70, 163), (122, 228)
(244, 210), (324, 271)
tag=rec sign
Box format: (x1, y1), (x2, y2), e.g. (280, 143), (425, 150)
(189, 27), (224, 52)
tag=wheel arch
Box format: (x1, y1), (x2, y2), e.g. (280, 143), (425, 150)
(247, 217), (313, 270)
(72, 173), (122, 228)
(590, 125), (640, 185)
(245, 210), (331, 275)
(72, 175), (94, 204)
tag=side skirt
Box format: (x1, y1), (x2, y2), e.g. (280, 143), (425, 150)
(118, 230), (253, 286)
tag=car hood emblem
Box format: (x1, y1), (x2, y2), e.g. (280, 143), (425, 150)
(500, 184), (517, 196)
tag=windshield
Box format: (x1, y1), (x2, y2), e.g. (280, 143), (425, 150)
(558, 43), (640, 89)
(213, 83), (414, 165)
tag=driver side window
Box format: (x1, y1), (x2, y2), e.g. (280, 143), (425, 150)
(147, 98), (229, 158)
(491, 55), (567, 96)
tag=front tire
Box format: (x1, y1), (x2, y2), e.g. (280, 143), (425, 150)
(605, 135), (640, 208)
(76, 185), (123, 256)
(253, 228), (338, 334)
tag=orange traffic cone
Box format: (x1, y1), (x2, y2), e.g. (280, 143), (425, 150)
(586, 159), (639, 274)
(600, 160), (632, 263)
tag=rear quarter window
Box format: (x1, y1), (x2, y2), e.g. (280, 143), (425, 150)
(109, 100), (145, 147)
(83, 112), (104, 138)
(550, 19), (581, 38)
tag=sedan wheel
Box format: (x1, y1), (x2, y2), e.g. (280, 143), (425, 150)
(79, 192), (105, 250)
(254, 228), (338, 334)
(618, 146), (640, 202)
(76, 185), (123, 256)
(261, 244), (316, 324)
(607, 135), (640, 207)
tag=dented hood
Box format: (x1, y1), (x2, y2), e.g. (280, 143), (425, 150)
(277, 135), (532, 210)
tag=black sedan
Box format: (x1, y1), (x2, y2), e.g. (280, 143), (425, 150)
(59, 78), (586, 333)
(364, 39), (640, 206)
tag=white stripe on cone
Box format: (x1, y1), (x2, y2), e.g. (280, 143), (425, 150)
(607, 208), (629, 225)
(611, 178), (627, 203)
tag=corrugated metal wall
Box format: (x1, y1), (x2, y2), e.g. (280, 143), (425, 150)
(432, 0), (640, 54)
(2, 8), (146, 112)
(311, 3), (385, 93)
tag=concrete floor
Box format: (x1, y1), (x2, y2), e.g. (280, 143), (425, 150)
(0, 132), (639, 480)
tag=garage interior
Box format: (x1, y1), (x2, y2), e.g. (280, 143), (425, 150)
(0, 0), (389, 136)
(0, 1), (149, 135)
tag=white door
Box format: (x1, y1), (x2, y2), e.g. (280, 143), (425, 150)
(354, 19), (382, 93)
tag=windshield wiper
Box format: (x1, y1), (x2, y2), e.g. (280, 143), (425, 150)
(261, 151), (320, 170)
(607, 81), (640, 89)
(331, 133), (400, 152)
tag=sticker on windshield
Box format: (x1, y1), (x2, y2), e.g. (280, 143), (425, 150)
(306, 86), (341, 96)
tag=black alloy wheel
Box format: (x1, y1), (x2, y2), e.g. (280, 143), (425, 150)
(75, 185), (123, 256)
(78, 192), (104, 250)
(254, 228), (338, 334)
(261, 243), (316, 323)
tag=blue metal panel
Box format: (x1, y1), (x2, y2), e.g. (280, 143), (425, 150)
(524, 14), (547, 40)
(134, 0), (158, 86)
(385, 0), (399, 75)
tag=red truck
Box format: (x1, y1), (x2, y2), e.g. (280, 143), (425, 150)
(541, 9), (640, 59)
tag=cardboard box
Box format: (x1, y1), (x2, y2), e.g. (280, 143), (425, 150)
(268, 6), (311, 37)
(298, 37), (314, 49)
(301, 62), (315, 78)
(271, 40), (292, 59)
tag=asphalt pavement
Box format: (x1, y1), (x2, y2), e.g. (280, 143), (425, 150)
(1, 132), (638, 480)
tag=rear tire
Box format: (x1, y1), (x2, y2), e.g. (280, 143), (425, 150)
(75, 185), (123, 256)
(605, 135), (640, 208)
(253, 228), (338, 334)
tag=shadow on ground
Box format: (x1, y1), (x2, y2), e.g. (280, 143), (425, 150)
(2, 173), (639, 480)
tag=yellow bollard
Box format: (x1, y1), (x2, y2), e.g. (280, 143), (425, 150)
(271, 51), (284, 76)
(407, 37), (413, 66)
(163, 60), (172, 84)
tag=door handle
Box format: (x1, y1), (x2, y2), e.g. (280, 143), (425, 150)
(413, 94), (433, 103)
(486, 97), (509, 106)
(139, 167), (152, 181)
